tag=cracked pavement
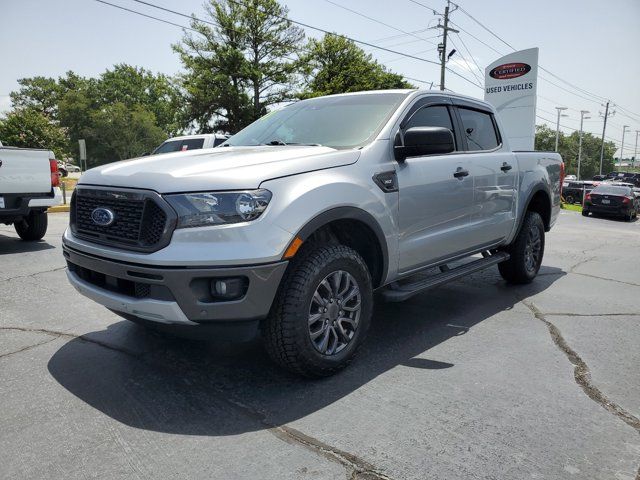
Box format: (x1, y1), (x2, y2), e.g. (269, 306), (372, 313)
(1, 212), (639, 479)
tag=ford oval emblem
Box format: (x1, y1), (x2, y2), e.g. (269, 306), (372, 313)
(91, 207), (115, 226)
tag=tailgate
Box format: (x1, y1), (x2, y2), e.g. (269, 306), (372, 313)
(0, 148), (53, 194)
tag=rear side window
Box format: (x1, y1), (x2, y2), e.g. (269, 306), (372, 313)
(153, 138), (205, 154)
(458, 108), (499, 151)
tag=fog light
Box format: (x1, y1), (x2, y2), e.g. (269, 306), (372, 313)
(210, 277), (247, 300)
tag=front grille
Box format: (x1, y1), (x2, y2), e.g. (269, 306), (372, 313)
(71, 188), (174, 252)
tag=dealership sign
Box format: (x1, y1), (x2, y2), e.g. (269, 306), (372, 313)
(484, 48), (539, 150)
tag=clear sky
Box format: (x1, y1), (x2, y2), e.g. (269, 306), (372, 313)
(2, 0), (639, 156)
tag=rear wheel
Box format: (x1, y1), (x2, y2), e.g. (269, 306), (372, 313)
(263, 244), (373, 377)
(14, 211), (48, 241)
(582, 209), (589, 217)
(499, 211), (545, 284)
(565, 194), (575, 204)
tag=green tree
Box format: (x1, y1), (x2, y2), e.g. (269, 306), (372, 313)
(535, 124), (615, 179)
(87, 103), (165, 164)
(10, 66), (180, 165)
(9, 76), (63, 119)
(174, 0), (304, 133)
(300, 33), (413, 98)
(0, 108), (70, 158)
(98, 64), (182, 134)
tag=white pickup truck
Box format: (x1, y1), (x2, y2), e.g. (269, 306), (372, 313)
(0, 141), (63, 240)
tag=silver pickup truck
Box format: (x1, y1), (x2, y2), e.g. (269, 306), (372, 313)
(63, 90), (563, 376)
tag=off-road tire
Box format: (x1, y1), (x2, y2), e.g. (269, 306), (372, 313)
(263, 244), (373, 377)
(14, 211), (48, 241)
(498, 211), (545, 284)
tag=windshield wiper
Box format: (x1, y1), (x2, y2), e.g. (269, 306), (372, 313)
(262, 140), (323, 147)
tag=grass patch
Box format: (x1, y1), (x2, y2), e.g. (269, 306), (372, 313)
(561, 202), (583, 212)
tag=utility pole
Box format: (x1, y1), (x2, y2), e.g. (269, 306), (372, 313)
(554, 106), (568, 152)
(577, 110), (590, 180)
(620, 125), (629, 168)
(634, 130), (639, 169)
(598, 101), (614, 175)
(437, 0), (458, 91)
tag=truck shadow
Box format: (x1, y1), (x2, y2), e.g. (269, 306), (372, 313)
(47, 267), (565, 436)
(0, 233), (56, 254)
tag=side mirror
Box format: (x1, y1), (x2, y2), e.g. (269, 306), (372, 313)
(394, 127), (455, 161)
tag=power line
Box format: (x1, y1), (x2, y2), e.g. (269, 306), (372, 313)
(405, 0), (443, 15)
(370, 28), (431, 43)
(447, 36), (483, 85)
(452, 2), (639, 118)
(453, 31), (483, 77)
(322, 0), (437, 45)
(93, 0), (200, 33)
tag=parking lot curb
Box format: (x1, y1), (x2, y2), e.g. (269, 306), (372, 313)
(48, 205), (70, 213)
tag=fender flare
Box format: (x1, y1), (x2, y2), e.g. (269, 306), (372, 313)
(294, 206), (389, 287)
(516, 186), (552, 235)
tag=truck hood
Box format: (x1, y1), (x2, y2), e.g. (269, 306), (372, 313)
(79, 146), (360, 193)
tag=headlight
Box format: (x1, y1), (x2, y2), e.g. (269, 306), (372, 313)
(165, 189), (272, 228)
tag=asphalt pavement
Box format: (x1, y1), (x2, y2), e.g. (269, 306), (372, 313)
(1, 211), (639, 480)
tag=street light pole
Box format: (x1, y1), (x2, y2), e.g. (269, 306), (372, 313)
(620, 125), (629, 168)
(577, 110), (590, 180)
(634, 130), (639, 169)
(555, 107), (568, 152)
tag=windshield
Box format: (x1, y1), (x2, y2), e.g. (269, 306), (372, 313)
(592, 185), (631, 195)
(223, 92), (409, 149)
(153, 138), (205, 154)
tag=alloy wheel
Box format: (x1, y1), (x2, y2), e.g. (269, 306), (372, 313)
(308, 270), (361, 356)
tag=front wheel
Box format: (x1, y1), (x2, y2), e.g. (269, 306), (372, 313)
(14, 211), (48, 241)
(263, 244), (373, 377)
(499, 211), (545, 284)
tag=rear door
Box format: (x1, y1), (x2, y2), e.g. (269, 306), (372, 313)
(452, 102), (517, 247)
(0, 147), (52, 194)
(396, 96), (475, 273)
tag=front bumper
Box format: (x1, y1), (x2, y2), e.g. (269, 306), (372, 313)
(63, 243), (288, 326)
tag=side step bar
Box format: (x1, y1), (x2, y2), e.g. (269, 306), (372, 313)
(381, 251), (510, 302)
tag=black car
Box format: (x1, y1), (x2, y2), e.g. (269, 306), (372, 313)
(582, 184), (638, 221)
(563, 181), (597, 204)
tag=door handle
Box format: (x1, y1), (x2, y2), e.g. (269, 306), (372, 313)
(500, 162), (513, 172)
(453, 168), (469, 179)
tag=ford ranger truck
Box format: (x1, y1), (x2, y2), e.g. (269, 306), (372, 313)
(63, 90), (563, 377)
(0, 142), (63, 240)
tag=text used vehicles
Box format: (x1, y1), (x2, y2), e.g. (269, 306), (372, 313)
(63, 90), (563, 377)
(582, 184), (638, 221)
(0, 143), (62, 240)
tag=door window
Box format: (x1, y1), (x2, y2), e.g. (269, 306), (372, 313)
(458, 108), (499, 151)
(405, 105), (454, 131)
